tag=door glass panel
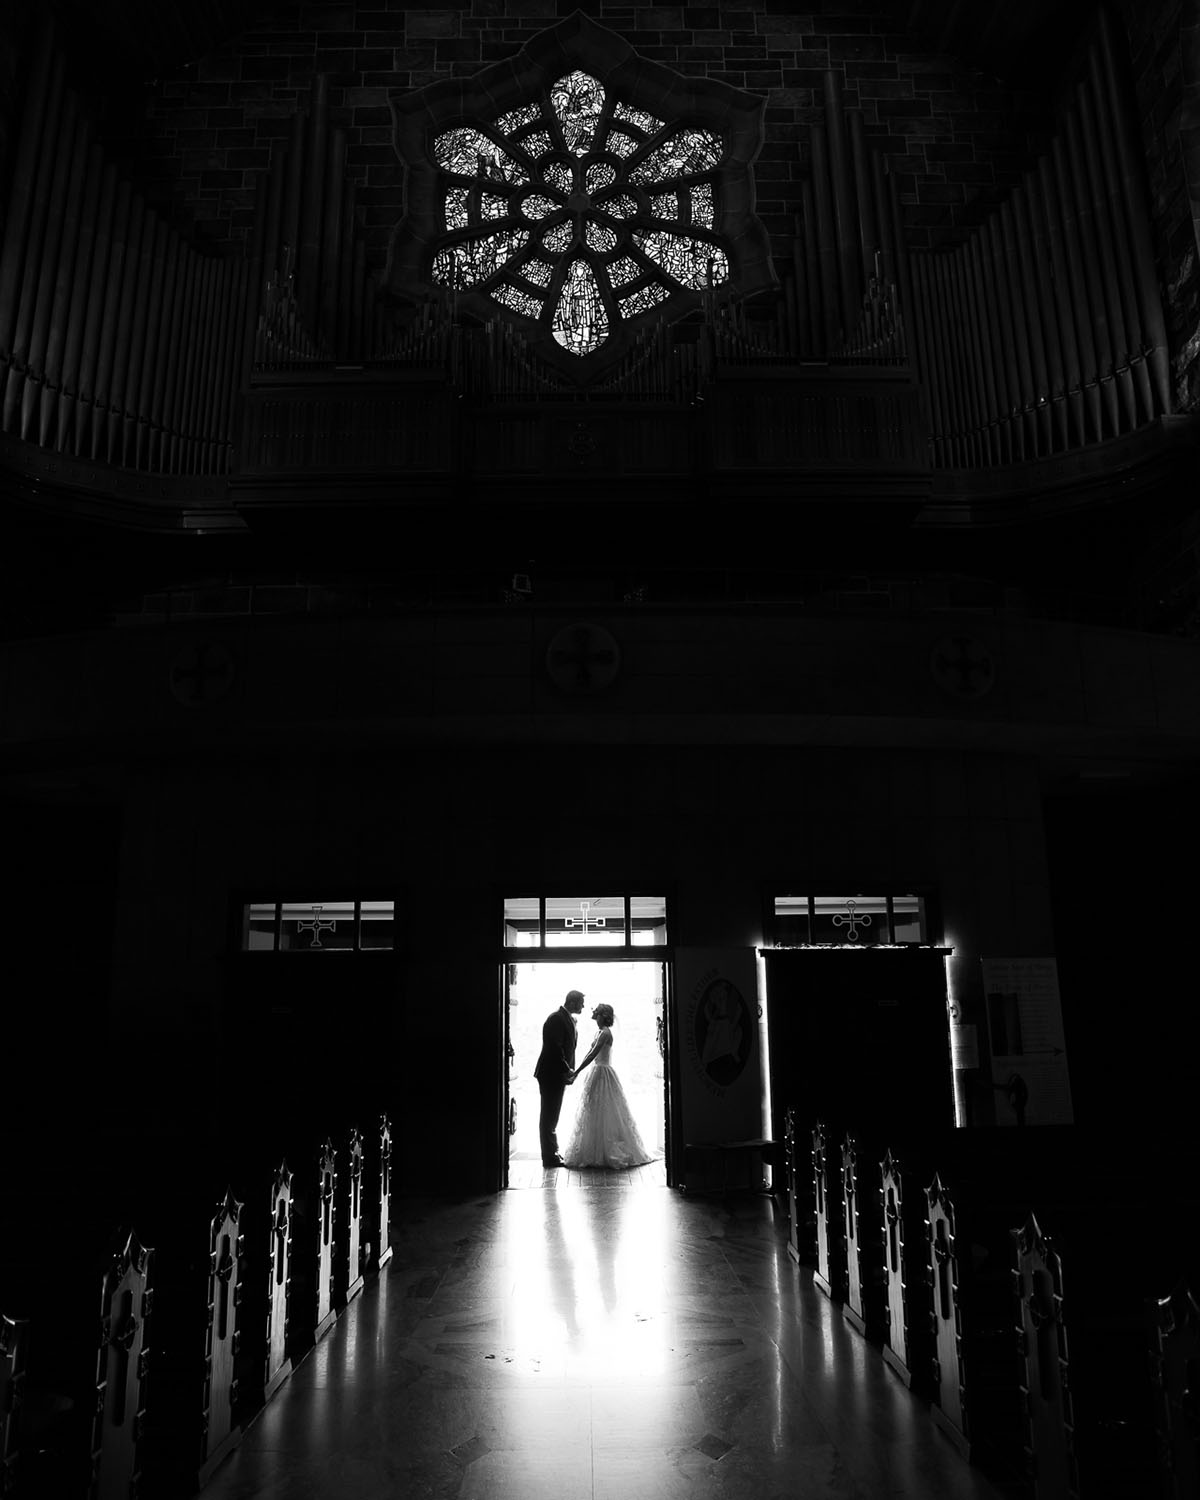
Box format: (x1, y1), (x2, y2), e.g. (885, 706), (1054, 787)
(772, 894), (810, 946)
(503, 895), (541, 947)
(630, 894), (667, 946)
(892, 894), (926, 943)
(280, 901), (356, 950)
(244, 902), (277, 950)
(545, 894), (626, 946)
(360, 900), (396, 950)
(811, 894), (887, 945)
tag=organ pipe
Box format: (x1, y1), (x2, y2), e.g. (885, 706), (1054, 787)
(0, 16), (54, 367)
(3, 55), (65, 433)
(1076, 88), (1137, 428)
(808, 126), (841, 352)
(0, 19), (1175, 479)
(55, 140), (103, 452)
(823, 71), (861, 339)
(908, 14), (1172, 468)
(1075, 104), (1121, 432)
(0, 19), (250, 475)
(1050, 133), (1103, 442)
(1095, 8), (1171, 414)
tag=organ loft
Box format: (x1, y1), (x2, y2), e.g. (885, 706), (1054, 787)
(0, 1), (1198, 1497)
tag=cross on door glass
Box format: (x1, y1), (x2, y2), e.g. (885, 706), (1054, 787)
(545, 895), (625, 946)
(280, 902), (355, 950)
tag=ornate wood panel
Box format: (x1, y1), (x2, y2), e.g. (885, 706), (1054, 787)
(264, 1164), (293, 1401)
(199, 1191), (244, 1484)
(91, 1230), (153, 1500)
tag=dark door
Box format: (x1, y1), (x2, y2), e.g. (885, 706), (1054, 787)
(763, 948), (955, 1160)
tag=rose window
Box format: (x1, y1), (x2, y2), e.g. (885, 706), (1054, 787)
(389, 16), (775, 379)
(427, 71), (730, 359)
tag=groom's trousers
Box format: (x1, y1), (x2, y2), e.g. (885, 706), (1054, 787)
(538, 1076), (567, 1163)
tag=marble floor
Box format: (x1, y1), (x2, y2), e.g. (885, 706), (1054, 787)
(201, 1184), (1017, 1500)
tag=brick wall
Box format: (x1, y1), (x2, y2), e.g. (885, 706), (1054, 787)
(100, 0), (1045, 265)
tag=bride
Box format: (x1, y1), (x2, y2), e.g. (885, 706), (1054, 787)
(563, 1003), (654, 1169)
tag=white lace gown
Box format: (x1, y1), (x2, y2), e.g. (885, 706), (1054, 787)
(563, 1028), (654, 1169)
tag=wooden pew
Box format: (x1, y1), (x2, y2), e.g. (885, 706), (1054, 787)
(198, 1190), (244, 1485)
(925, 1171), (971, 1458)
(91, 1229), (153, 1500)
(879, 1147), (932, 1391)
(340, 1129), (366, 1307)
(1, 1312), (29, 1494)
(314, 1140), (337, 1342)
(811, 1121), (845, 1302)
(1012, 1212), (1078, 1499)
(376, 1114), (394, 1271)
(840, 1133), (884, 1339)
(1014, 1194), (1164, 1488)
(265, 1163), (294, 1400)
(784, 1108), (804, 1265)
(1150, 1280), (1199, 1500)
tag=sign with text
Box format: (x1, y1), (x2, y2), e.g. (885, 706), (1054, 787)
(981, 957), (1074, 1126)
(675, 948), (763, 1146)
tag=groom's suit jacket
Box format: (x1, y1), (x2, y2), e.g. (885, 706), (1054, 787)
(534, 1007), (577, 1084)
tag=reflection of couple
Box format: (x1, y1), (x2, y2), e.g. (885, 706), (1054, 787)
(534, 988), (653, 1170)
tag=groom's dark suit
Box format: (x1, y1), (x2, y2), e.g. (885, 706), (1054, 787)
(534, 1005), (578, 1165)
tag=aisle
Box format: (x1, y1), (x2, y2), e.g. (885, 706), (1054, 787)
(200, 1189), (1014, 1499)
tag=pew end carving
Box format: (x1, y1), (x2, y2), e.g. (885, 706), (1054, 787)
(314, 1141), (337, 1343)
(840, 1134), (885, 1340)
(90, 1229), (153, 1500)
(784, 1108), (803, 1266)
(198, 1189), (244, 1485)
(925, 1173), (970, 1459)
(811, 1121), (845, 1302)
(1, 1313), (29, 1495)
(879, 1148), (932, 1391)
(1149, 1280), (1198, 1500)
(1012, 1212), (1077, 1500)
(376, 1115), (394, 1273)
(340, 1129), (365, 1307)
(264, 1163), (293, 1401)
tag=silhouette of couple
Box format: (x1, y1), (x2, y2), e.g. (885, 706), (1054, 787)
(533, 988), (653, 1170)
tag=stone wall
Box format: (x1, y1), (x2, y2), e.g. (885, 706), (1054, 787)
(101, 1), (1045, 263)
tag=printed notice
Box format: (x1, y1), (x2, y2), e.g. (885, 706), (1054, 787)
(980, 957), (1074, 1126)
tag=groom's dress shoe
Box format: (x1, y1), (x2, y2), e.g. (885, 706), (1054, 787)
(544, 1155), (566, 1168)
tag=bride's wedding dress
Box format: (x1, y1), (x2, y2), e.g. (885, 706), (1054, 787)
(563, 1028), (654, 1169)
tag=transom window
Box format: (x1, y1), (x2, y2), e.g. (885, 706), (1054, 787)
(503, 894), (667, 948)
(242, 901), (395, 951)
(771, 894), (928, 946)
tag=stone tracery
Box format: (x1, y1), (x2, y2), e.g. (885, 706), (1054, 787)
(428, 68), (733, 357)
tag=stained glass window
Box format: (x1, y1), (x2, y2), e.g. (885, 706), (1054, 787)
(502, 894), (669, 948)
(241, 901), (397, 952)
(425, 69), (731, 358)
(770, 894), (930, 946)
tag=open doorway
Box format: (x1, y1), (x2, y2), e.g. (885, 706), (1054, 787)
(506, 960), (669, 1188)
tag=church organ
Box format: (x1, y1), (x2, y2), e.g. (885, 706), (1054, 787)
(0, 8), (1181, 513)
(907, 8), (1172, 467)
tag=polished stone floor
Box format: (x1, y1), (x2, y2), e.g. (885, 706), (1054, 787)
(201, 1184), (1015, 1500)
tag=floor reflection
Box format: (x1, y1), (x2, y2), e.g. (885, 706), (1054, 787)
(201, 1190), (1014, 1500)
(503, 1189), (675, 1382)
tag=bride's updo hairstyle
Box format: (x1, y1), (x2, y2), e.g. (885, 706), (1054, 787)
(594, 1003), (615, 1027)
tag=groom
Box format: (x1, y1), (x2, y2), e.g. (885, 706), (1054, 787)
(534, 988), (585, 1168)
